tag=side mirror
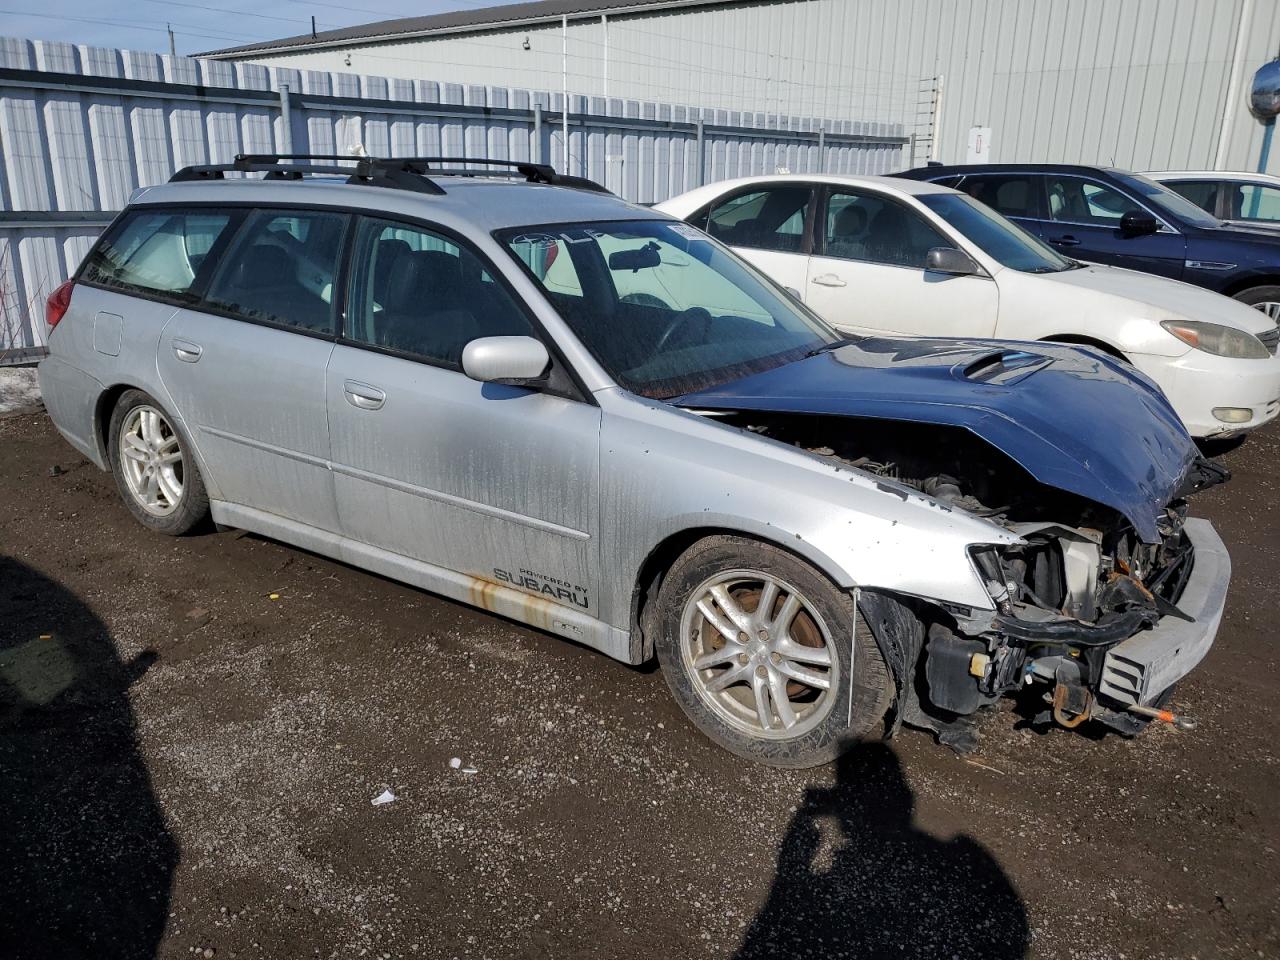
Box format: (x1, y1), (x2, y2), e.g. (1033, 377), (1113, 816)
(461, 336), (550, 385)
(1119, 210), (1159, 238)
(925, 246), (981, 276)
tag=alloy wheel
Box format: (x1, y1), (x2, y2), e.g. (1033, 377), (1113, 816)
(118, 405), (185, 517)
(679, 570), (841, 739)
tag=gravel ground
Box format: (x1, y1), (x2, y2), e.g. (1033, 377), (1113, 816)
(1, 411), (1277, 960)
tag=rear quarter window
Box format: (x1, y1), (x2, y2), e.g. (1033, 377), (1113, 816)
(81, 209), (233, 298)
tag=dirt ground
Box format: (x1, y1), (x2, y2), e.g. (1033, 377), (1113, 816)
(1, 409), (1277, 960)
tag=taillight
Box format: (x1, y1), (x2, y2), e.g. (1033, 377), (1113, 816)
(45, 280), (74, 332)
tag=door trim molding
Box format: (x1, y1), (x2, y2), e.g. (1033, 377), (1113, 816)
(330, 460), (592, 541)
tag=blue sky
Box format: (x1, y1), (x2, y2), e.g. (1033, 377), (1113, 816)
(0, 0), (523, 57)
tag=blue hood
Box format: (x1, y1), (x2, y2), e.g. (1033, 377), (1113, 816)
(674, 337), (1198, 543)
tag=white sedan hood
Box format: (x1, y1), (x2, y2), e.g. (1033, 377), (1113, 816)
(1033, 263), (1274, 335)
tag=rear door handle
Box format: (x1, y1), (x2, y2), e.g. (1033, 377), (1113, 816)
(343, 380), (386, 411)
(171, 339), (202, 362)
(811, 273), (847, 287)
(1049, 235), (1081, 247)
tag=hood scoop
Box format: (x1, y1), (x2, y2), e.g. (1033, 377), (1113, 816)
(961, 349), (1054, 385)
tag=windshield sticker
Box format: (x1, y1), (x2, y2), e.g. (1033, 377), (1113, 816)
(668, 223), (708, 242)
(509, 233), (559, 248)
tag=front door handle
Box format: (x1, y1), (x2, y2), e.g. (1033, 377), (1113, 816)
(811, 273), (847, 287)
(343, 380), (386, 411)
(171, 339), (202, 362)
(1049, 235), (1081, 247)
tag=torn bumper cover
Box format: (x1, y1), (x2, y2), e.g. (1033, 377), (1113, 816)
(1096, 519), (1230, 707)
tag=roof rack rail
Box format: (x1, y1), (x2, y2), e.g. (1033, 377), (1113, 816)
(167, 154), (611, 196)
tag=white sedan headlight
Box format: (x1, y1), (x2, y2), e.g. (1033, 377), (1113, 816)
(1160, 319), (1270, 359)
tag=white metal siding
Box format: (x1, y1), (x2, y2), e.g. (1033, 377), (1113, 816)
(238, 0), (1280, 172)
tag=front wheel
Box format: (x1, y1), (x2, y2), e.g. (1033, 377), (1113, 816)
(654, 535), (893, 768)
(108, 389), (210, 535)
(1232, 284), (1280, 321)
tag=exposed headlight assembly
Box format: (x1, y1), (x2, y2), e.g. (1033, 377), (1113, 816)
(1160, 319), (1270, 359)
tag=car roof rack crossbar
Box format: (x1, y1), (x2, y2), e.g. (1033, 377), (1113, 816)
(168, 154), (609, 195)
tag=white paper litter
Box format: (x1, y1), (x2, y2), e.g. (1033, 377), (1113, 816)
(371, 789), (396, 806)
(448, 757), (462, 769)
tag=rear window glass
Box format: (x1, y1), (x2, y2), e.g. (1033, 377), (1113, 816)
(81, 209), (232, 298)
(204, 209), (349, 334)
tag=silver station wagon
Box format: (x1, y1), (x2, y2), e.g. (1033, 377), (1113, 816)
(39, 155), (1230, 766)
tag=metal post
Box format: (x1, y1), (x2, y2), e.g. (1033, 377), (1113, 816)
(1259, 118), (1275, 174)
(561, 14), (570, 174)
(817, 127), (825, 173)
(601, 14), (608, 98)
(695, 119), (705, 186)
(278, 82), (293, 154)
(931, 74), (945, 162)
(533, 102), (543, 164)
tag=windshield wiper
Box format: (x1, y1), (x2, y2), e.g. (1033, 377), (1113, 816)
(804, 338), (852, 358)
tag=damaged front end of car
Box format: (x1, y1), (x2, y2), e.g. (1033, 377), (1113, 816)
(675, 337), (1234, 747)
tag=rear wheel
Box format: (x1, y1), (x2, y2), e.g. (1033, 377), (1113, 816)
(108, 389), (209, 535)
(654, 535), (893, 768)
(1231, 284), (1280, 320)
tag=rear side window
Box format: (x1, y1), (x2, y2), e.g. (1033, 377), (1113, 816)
(1163, 180), (1220, 215)
(953, 175), (1042, 219)
(823, 190), (950, 268)
(1046, 176), (1143, 224)
(81, 209), (232, 298)
(705, 187), (811, 253)
(346, 216), (533, 366)
(1229, 182), (1280, 221)
(204, 209), (349, 334)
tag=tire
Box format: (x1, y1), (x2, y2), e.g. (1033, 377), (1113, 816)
(1231, 284), (1280, 321)
(107, 389), (210, 536)
(654, 535), (894, 768)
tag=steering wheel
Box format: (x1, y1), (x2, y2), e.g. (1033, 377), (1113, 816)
(653, 306), (712, 354)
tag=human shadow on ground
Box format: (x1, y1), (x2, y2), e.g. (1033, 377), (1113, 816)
(735, 742), (1029, 960)
(0, 556), (175, 959)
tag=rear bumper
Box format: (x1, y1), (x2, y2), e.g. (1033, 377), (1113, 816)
(38, 356), (108, 468)
(1097, 518), (1230, 706)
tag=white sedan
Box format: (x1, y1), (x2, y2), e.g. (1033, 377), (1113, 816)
(656, 174), (1280, 439)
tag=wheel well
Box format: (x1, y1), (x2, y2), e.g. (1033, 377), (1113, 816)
(629, 526), (844, 664)
(1220, 276), (1280, 299)
(1040, 335), (1127, 361)
(93, 384), (137, 461)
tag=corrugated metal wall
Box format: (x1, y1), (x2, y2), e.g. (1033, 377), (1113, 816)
(238, 0), (1280, 173)
(0, 35), (905, 354)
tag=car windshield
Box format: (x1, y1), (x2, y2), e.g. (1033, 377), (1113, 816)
(499, 219), (839, 398)
(1113, 172), (1223, 229)
(918, 193), (1076, 273)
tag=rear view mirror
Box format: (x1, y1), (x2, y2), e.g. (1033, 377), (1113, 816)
(925, 246), (981, 276)
(608, 242), (662, 272)
(461, 336), (550, 385)
(1119, 210), (1159, 238)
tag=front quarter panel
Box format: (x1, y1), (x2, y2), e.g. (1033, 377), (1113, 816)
(595, 391), (1016, 632)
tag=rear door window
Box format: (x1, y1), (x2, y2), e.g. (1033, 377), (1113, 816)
(952, 174), (1043, 220)
(204, 209), (350, 335)
(704, 186), (812, 253)
(822, 190), (950, 268)
(1162, 180), (1221, 216)
(1228, 182), (1280, 221)
(1045, 176), (1144, 225)
(346, 217), (533, 366)
(81, 208), (233, 298)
